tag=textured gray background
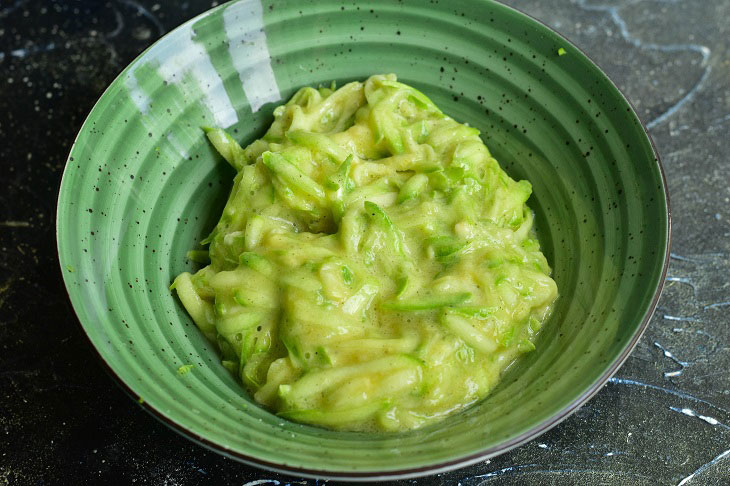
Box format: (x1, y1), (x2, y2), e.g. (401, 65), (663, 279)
(1, 0), (728, 484)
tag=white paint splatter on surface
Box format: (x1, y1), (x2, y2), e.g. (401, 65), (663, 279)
(575, 0), (712, 130)
(609, 377), (729, 414)
(669, 406), (730, 430)
(677, 448), (730, 485)
(654, 342), (690, 378)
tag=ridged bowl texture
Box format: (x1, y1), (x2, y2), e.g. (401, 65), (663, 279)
(57, 0), (670, 479)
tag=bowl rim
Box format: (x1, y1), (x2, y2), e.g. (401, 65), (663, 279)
(56, 0), (671, 480)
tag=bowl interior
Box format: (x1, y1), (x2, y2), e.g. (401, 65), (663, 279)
(57, 0), (668, 478)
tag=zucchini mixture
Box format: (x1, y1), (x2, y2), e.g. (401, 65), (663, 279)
(172, 74), (558, 432)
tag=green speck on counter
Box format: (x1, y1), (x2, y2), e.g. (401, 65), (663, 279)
(558, 47), (567, 56)
(177, 364), (195, 375)
(137, 397), (144, 404)
(66, 264), (74, 273)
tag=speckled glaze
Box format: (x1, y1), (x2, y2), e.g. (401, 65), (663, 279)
(56, 0), (669, 479)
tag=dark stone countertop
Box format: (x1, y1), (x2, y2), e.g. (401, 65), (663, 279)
(1, 0), (728, 484)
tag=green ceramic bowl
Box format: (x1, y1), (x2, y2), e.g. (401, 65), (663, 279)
(57, 0), (670, 480)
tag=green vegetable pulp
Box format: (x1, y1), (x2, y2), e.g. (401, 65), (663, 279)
(173, 74), (558, 432)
